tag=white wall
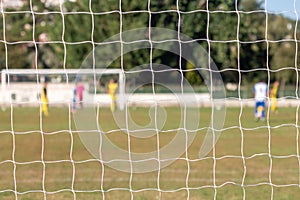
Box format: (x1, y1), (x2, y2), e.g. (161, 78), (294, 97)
(0, 83), (75, 105)
(0, 83), (211, 107)
(1, 83), (299, 108)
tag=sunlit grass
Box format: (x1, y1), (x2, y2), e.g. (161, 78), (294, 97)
(0, 106), (299, 199)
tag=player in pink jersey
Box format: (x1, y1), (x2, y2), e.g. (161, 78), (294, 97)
(76, 82), (85, 108)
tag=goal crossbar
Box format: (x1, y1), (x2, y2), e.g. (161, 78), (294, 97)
(1, 68), (123, 75)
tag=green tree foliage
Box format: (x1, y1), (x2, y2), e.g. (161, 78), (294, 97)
(0, 0), (298, 88)
(0, 9), (34, 69)
(239, 0), (267, 83)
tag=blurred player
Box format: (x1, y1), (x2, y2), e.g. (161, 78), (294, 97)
(270, 81), (279, 113)
(108, 79), (118, 112)
(72, 86), (77, 113)
(76, 81), (85, 108)
(254, 79), (268, 121)
(41, 82), (49, 116)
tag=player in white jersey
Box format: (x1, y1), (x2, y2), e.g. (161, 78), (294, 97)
(254, 80), (268, 121)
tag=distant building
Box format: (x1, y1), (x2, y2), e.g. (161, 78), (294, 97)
(43, 0), (63, 7)
(1, 0), (69, 10)
(1, 0), (26, 9)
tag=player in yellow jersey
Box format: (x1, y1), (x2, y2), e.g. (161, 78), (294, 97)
(270, 81), (279, 113)
(41, 82), (49, 116)
(108, 79), (118, 112)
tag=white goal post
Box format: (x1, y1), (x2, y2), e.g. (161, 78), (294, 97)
(0, 68), (125, 110)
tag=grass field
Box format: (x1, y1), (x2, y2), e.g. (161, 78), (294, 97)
(0, 105), (300, 199)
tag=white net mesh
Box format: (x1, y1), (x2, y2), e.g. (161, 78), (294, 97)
(0, 0), (300, 199)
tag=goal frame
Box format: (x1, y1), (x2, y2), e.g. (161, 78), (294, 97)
(0, 68), (125, 110)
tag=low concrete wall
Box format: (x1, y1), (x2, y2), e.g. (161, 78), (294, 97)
(1, 83), (299, 107)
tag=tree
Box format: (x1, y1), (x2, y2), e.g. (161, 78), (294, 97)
(239, 0), (267, 84)
(267, 14), (299, 96)
(1, 0), (298, 91)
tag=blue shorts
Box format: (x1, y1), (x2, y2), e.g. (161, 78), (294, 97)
(255, 101), (265, 118)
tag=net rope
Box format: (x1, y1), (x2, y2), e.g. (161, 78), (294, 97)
(0, 0), (299, 199)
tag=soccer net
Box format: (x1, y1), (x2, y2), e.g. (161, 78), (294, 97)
(0, 0), (299, 199)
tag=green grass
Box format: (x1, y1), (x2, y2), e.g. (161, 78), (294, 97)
(0, 106), (300, 199)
